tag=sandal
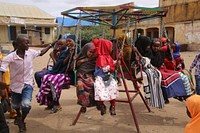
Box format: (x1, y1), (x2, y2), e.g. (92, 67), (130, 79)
(44, 106), (53, 110)
(50, 106), (62, 113)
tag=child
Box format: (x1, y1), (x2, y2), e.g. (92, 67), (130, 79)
(93, 38), (119, 116)
(150, 38), (187, 104)
(184, 94), (200, 133)
(189, 51), (200, 95)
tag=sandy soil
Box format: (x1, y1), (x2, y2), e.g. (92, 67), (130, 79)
(2, 45), (197, 133)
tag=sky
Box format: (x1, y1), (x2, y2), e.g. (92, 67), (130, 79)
(0, 0), (159, 17)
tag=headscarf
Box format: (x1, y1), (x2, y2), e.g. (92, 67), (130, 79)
(93, 38), (115, 72)
(76, 43), (96, 74)
(150, 38), (165, 68)
(173, 42), (181, 59)
(135, 35), (152, 58)
(117, 34), (132, 66)
(184, 95), (200, 133)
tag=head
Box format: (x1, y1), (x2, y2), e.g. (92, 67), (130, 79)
(16, 35), (30, 51)
(185, 95), (200, 119)
(135, 35), (152, 57)
(86, 44), (95, 58)
(151, 38), (161, 53)
(117, 34), (129, 47)
(54, 39), (67, 51)
(78, 43), (96, 60)
(93, 38), (113, 56)
(66, 38), (75, 48)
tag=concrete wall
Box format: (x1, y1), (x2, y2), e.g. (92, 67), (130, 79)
(160, 0), (198, 7)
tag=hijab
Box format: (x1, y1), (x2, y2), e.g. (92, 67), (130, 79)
(184, 95), (200, 133)
(150, 38), (165, 68)
(76, 43), (96, 74)
(93, 38), (115, 72)
(135, 35), (152, 58)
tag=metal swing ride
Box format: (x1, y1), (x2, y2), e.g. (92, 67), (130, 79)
(61, 2), (167, 133)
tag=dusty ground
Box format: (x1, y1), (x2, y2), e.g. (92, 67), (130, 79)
(1, 44), (197, 133)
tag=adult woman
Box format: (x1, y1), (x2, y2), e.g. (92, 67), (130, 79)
(74, 43), (96, 112)
(36, 39), (74, 113)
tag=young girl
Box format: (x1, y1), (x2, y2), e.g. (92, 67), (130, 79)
(93, 38), (119, 116)
(75, 43), (96, 112)
(150, 38), (187, 104)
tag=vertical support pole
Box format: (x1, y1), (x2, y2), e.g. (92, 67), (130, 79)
(112, 13), (117, 39)
(8, 25), (11, 42)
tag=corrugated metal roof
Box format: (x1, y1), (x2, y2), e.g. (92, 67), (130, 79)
(56, 17), (96, 27)
(0, 2), (54, 19)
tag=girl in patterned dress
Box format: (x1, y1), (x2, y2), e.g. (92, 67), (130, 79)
(93, 38), (119, 116)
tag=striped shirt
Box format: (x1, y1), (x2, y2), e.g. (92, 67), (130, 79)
(190, 52), (200, 75)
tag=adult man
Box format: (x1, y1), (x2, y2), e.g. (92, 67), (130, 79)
(0, 35), (54, 133)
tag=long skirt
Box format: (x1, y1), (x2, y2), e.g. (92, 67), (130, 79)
(142, 67), (165, 109)
(94, 76), (119, 101)
(36, 73), (70, 106)
(76, 72), (96, 107)
(159, 67), (187, 98)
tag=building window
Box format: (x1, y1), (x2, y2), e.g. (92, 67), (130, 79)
(45, 27), (50, 34)
(36, 27), (42, 32)
(21, 27), (27, 34)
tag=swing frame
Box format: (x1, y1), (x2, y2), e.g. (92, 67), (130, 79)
(61, 3), (167, 133)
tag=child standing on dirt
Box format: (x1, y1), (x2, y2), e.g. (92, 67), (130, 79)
(189, 51), (200, 95)
(93, 38), (119, 116)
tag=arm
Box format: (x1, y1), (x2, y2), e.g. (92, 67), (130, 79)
(189, 54), (199, 71)
(40, 41), (57, 56)
(132, 46), (142, 59)
(49, 51), (57, 65)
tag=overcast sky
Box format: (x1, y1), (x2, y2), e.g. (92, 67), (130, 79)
(0, 0), (159, 17)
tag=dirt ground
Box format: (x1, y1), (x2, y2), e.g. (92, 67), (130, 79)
(1, 45), (197, 133)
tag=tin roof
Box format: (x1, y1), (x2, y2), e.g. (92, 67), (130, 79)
(0, 2), (54, 19)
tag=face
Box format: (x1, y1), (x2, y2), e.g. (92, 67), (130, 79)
(87, 49), (95, 58)
(66, 38), (74, 48)
(152, 41), (160, 52)
(18, 36), (29, 50)
(55, 40), (67, 51)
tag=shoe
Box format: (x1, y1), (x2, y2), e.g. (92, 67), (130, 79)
(17, 118), (26, 133)
(14, 116), (20, 125)
(80, 107), (87, 113)
(50, 106), (62, 113)
(100, 104), (106, 116)
(165, 99), (170, 104)
(109, 105), (116, 116)
(44, 105), (53, 110)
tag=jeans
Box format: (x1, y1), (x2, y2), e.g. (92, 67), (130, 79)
(0, 103), (9, 133)
(195, 75), (200, 95)
(11, 84), (33, 115)
(34, 70), (50, 88)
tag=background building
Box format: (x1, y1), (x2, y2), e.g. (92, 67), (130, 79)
(0, 2), (57, 45)
(133, 0), (200, 50)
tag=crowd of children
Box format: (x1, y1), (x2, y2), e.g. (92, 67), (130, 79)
(0, 33), (199, 132)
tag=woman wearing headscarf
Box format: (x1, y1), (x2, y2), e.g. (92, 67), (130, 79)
(184, 94), (200, 133)
(74, 43), (96, 112)
(36, 39), (73, 113)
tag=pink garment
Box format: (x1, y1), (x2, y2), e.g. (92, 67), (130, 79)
(0, 49), (41, 93)
(36, 73), (70, 106)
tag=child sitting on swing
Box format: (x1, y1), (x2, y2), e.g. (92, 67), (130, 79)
(93, 38), (119, 116)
